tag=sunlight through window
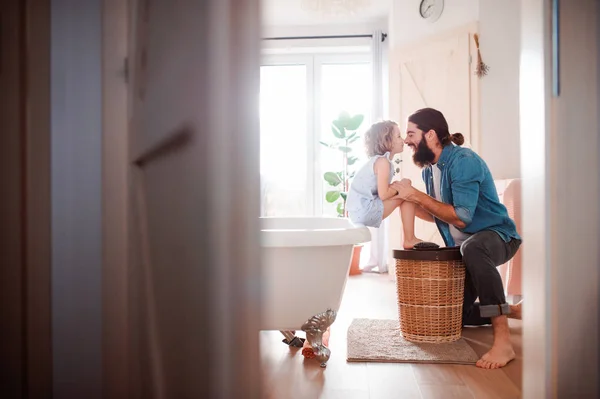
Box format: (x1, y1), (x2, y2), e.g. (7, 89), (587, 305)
(319, 62), (371, 217)
(260, 65), (308, 216)
(260, 56), (372, 218)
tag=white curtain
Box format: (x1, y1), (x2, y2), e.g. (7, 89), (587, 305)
(363, 29), (390, 273)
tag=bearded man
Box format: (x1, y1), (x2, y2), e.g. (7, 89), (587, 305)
(392, 107), (522, 369)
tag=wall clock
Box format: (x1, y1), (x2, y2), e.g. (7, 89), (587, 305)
(419, 0), (444, 23)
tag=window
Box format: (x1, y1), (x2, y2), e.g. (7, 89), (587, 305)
(260, 53), (372, 217)
(259, 62), (309, 216)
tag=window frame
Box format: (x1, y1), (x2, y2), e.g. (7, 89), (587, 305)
(260, 51), (371, 217)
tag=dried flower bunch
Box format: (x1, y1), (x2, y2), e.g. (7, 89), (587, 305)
(474, 33), (490, 78)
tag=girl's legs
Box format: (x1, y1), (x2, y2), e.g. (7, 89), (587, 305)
(382, 198), (402, 219)
(382, 198), (423, 249)
(400, 201), (423, 249)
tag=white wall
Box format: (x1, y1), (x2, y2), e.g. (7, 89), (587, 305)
(261, 0), (391, 28)
(387, 0), (479, 154)
(388, 0), (521, 180)
(479, 0), (521, 179)
(390, 0), (479, 49)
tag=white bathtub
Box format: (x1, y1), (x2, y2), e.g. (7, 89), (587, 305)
(260, 216), (371, 366)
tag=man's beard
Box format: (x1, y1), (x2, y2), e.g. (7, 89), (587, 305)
(411, 139), (436, 168)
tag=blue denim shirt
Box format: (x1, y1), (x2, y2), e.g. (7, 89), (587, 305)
(422, 144), (521, 247)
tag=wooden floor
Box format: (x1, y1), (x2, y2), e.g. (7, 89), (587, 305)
(261, 273), (522, 399)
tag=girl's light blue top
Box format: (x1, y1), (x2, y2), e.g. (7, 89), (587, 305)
(346, 152), (394, 227)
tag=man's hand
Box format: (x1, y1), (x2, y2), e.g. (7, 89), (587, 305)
(400, 182), (466, 229)
(391, 179), (416, 200)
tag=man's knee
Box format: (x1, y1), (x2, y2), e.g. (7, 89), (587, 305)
(461, 234), (492, 267)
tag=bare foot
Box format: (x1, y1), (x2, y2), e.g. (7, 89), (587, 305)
(477, 315), (516, 369)
(507, 300), (522, 320)
(403, 237), (423, 249)
(476, 342), (516, 369)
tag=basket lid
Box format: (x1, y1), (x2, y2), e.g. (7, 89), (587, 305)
(393, 246), (462, 261)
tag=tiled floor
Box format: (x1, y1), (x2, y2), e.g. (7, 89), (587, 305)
(261, 273), (522, 399)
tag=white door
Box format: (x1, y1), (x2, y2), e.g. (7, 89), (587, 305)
(394, 26), (479, 247)
(127, 0), (262, 398)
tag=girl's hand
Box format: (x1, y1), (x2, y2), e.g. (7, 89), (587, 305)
(391, 179), (415, 200)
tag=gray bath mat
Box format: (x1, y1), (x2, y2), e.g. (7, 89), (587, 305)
(347, 318), (479, 365)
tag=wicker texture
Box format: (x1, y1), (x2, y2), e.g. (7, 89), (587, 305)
(395, 257), (465, 343)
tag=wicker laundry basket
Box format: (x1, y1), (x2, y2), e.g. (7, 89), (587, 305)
(394, 248), (465, 343)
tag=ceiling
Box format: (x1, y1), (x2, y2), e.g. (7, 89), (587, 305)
(261, 0), (392, 27)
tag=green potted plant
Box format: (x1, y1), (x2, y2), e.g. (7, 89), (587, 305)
(320, 111), (364, 217)
(320, 111), (365, 275)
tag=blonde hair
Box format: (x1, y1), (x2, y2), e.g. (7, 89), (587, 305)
(364, 120), (398, 157)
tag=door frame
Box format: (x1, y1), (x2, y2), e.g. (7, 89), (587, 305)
(6, 0), (261, 397)
(102, 0), (130, 397)
(0, 0), (52, 396)
(24, 0), (52, 396)
(521, 0), (600, 397)
(121, 0), (263, 397)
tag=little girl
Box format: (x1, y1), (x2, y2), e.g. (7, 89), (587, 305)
(303, 121), (432, 361)
(346, 120), (433, 249)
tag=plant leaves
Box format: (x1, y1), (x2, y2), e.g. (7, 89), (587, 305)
(340, 192), (347, 201)
(324, 172), (342, 186)
(338, 111), (351, 124)
(326, 190), (341, 203)
(336, 202), (345, 217)
(319, 140), (332, 148)
(331, 124), (345, 139)
(338, 146), (352, 153)
(346, 114), (364, 131)
(332, 119), (346, 135)
(347, 156), (359, 165)
(349, 134), (361, 143)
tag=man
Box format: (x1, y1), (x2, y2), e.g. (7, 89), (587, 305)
(392, 107), (522, 369)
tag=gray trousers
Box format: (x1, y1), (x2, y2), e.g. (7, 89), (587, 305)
(460, 230), (522, 326)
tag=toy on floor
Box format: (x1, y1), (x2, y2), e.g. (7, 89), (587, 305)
(302, 327), (330, 359)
